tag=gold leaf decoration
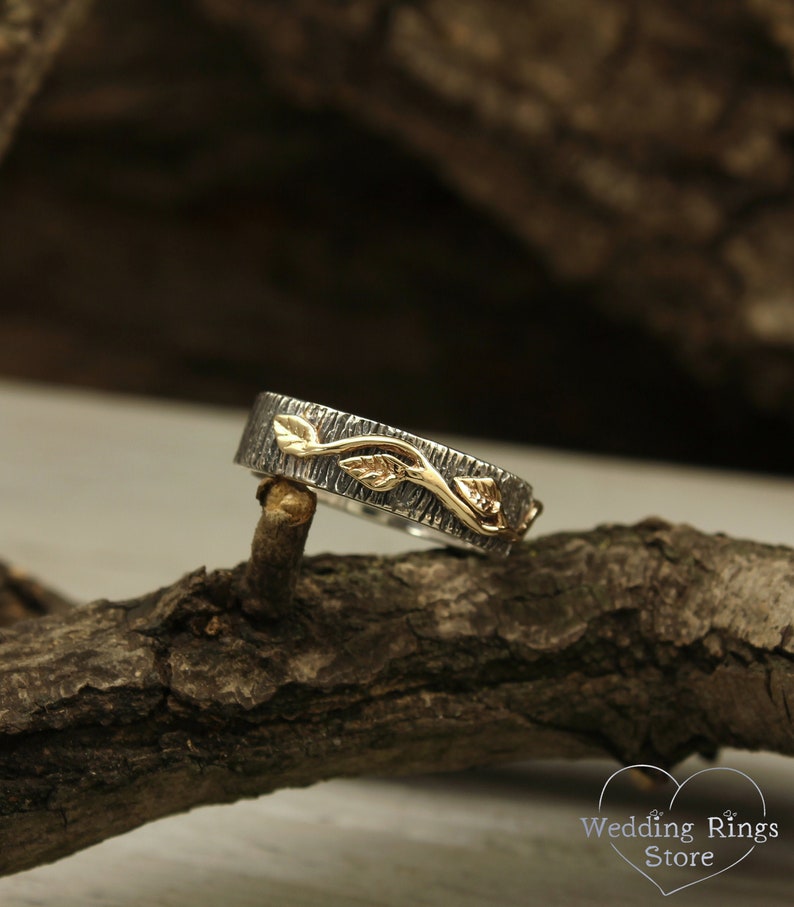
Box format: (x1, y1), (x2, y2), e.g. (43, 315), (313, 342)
(273, 413), (319, 456)
(339, 453), (408, 491)
(452, 475), (506, 525)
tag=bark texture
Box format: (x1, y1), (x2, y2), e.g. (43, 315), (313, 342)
(1, 0), (794, 472)
(0, 0), (90, 160)
(199, 0), (794, 417)
(0, 562), (73, 627)
(0, 514), (792, 877)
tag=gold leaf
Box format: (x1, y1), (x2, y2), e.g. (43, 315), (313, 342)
(273, 412), (319, 456)
(452, 475), (506, 523)
(339, 453), (407, 491)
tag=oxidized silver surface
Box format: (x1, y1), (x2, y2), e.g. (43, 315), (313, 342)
(234, 391), (542, 556)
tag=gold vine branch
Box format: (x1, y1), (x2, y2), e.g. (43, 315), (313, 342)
(272, 412), (538, 540)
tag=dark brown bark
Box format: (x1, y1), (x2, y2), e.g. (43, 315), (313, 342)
(0, 0), (90, 160)
(0, 509), (792, 877)
(197, 0), (794, 418)
(0, 562), (73, 627)
(1, 0), (794, 473)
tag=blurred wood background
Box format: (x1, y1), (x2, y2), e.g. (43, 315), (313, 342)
(1, 0), (793, 472)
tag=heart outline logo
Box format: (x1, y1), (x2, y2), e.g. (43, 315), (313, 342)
(598, 764), (767, 896)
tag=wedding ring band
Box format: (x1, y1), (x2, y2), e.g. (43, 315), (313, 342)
(234, 391), (542, 556)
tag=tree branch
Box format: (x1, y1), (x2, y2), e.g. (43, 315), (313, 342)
(0, 0), (91, 161)
(0, 491), (792, 877)
(3, 1), (794, 471)
(0, 561), (74, 626)
(198, 0), (794, 419)
(243, 477), (317, 622)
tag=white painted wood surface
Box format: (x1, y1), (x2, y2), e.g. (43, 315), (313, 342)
(1, 379), (792, 905)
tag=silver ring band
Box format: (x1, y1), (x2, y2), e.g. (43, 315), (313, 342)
(234, 391), (542, 556)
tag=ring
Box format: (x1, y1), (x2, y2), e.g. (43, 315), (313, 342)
(234, 391), (542, 556)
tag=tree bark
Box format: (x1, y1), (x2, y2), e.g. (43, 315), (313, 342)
(0, 562), (73, 627)
(1, 0), (794, 472)
(0, 504), (792, 877)
(0, 0), (90, 161)
(198, 0), (794, 418)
